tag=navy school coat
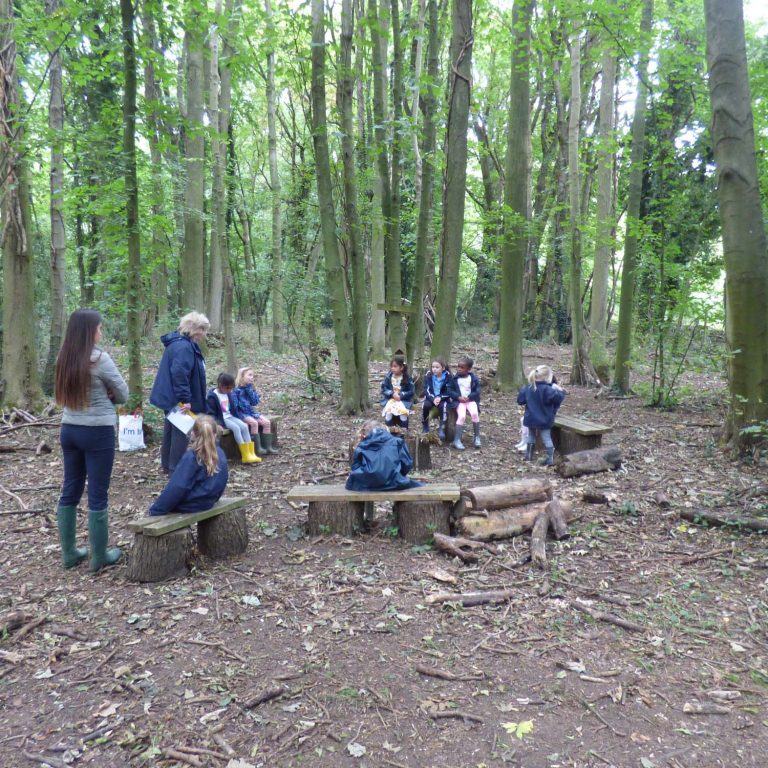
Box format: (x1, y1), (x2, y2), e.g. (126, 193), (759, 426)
(345, 429), (422, 491)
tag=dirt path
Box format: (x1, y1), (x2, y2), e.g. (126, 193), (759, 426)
(1, 338), (767, 767)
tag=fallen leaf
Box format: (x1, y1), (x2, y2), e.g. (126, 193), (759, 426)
(347, 742), (367, 757)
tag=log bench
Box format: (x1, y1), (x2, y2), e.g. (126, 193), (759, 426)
(286, 483), (461, 544)
(550, 413), (611, 455)
(126, 497), (249, 582)
(219, 415), (280, 463)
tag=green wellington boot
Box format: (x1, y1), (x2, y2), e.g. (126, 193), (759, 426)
(88, 509), (122, 573)
(252, 432), (267, 456)
(56, 505), (87, 568)
(261, 433), (278, 454)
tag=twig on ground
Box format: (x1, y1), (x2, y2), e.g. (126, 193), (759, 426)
(414, 663), (483, 681)
(427, 710), (483, 724)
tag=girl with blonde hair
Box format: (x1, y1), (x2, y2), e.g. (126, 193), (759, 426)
(231, 366), (277, 455)
(148, 415), (229, 516)
(516, 365), (566, 466)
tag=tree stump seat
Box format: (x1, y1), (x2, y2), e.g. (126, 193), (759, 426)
(126, 497), (249, 582)
(427, 406), (457, 443)
(286, 483), (461, 543)
(550, 413), (612, 455)
(220, 415), (280, 463)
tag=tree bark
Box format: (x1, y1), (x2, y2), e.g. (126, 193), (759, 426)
(458, 500), (574, 541)
(554, 445), (622, 478)
(431, 0), (473, 360)
(704, 0), (768, 443)
(395, 500), (451, 544)
(461, 478), (552, 512)
(496, 0), (532, 391)
(614, 0), (653, 393)
(0, 0), (42, 409)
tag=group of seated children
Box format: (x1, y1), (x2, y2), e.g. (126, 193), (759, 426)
(381, 353), (481, 451)
(206, 367), (277, 464)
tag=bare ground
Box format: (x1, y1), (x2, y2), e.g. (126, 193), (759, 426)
(1, 332), (767, 768)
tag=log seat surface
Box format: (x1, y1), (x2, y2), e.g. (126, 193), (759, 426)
(286, 483), (460, 504)
(128, 496), (248, 536)
(551, 413), (612, 455)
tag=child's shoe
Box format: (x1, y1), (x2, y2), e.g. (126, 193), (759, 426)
(452, 424), (465, 450)
(524, 443), (535, 461)
(473, 423), (481, 449)
(538, 447), (555, 467)
(515, 440), (527, 451)
(437, 424), (446, 441)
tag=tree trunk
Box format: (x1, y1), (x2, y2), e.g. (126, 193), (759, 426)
(496, 0), (532, 391)
(704, 0), (768, 444)
(614, 0), (653, 393)
(370, 174), (387, 359)
(431, 0), (473, 360)
(554, 445), (622, 478)
(198, 507), (249, 558)
(265, 0), (285, 353)
(43, 0), (65, 396)
(180, 4), (206, 314)
(339, 0), (369, 409)
(457, 500), (574, 541)
(405, 0), (439, 368)
(310, 0), (362, 414)
(127, 529), (192, 583)
(0, 0), (42, 409)
(395, 500), (451, 544)
(461, 478), (552, 512)
(120, 0), (143, 407)
(589, 6), (617, 383)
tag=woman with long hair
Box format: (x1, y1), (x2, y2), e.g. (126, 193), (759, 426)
(54, 309), (128, 572)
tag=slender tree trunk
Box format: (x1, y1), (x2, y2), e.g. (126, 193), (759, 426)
(496, 0), (533, 391)
(589, 9), (617, 382)
(614, 0), (653, 393)
(181, 3), (205, 313)
(0, 0), (42, 409)
(704, 0), (768, 443)
(120, 0), (142, 405)
(405, 0), (439, 367)
(43, 0), (65, 395)
(265, 0), (285, 353)
(370, 174), (388, 359)
(310, 0), (361, 414)
(431, 0), (473, 360)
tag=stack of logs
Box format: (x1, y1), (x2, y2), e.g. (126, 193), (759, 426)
(434, 478), (574, 570)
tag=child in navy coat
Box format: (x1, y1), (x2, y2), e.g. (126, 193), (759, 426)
(149, 415), (229, 516)
(421, 358), (458, 440)
(346, 421), (422, 492)
(452, 356), (482, 450)
(232, 366), (277, 455)
(517, 365), (566, 466)
(207, 372), (259, 464)
(381, 352), (415, 431)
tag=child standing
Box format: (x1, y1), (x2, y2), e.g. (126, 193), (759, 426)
(381, 352), (415, 431)
(207, 372), (260, 464)
(517, 365), (566, 466)
(421, 358), (458, 439)
(149, 415), (229, 516)
(233, 367), (277, 455)
(346, 420), (422, 491)
(452, 356), (481, 450)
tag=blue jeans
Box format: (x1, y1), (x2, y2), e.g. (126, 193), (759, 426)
(526, 428), (553, 449)
(161, 417), (190, 474)
(59, 424), (116, 510)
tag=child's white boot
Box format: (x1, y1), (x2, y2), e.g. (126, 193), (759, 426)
(452, 424), (465, 450)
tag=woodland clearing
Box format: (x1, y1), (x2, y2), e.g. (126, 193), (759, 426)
(1, 330), (767, 768)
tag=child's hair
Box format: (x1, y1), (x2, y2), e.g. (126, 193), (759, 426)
(457, 355), (474, 370)
(55, 308), (103, 409)
(357, 419), (384, 442)
(528, 365), (554, 388)
(432, 356), (449, 372)
(217, 372), (236, 389)
(235, 367), (253, 388)
(190, 415), (220, 475)
(390, 351), (408, 376)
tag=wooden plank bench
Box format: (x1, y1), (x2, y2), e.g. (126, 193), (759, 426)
(126, 497), (248, 582)
(286, 483), (461, 544)
(551, 413), (612, 455)
(219, 415), (280, 463)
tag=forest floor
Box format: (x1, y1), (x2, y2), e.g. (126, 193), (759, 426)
(1, 327), (768, 768)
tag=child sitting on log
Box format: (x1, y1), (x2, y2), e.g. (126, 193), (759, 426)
(517, 365), (566, 466)
(452, 356), (481, 450)
(149, 415), (229, 516)
(380, 351), (415, 432)
(232, 366), (277, 455)
(421, 357), (458, 439)
(346, 420), (422, 492)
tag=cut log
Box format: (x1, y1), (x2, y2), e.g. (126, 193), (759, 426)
(198, 507), (249, 558)
(461, 478), (552, 512)
(0, 611), (31, 634)
(547, 499), (570, 540)
(307, 500), (365, 537)
(425, 589), (516, 607)
(679, 509), (768, 533)
(530, 510), (550, 570)
(554, 446), (622, 478)
(457, 500), (574, 542)
(403, 434), (432, 470)
(653, 491), (671, 509)
(395, 500), (451, 544)
(127, 528), (192, 582)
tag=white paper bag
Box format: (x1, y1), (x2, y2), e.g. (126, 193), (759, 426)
(118, 410), (146, 451)
(166, 408), (196, 435)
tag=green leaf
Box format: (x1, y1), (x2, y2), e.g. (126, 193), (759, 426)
(502, 720), (534, 740)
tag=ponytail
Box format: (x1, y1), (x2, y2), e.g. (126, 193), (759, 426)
(189, 415), (220, 476)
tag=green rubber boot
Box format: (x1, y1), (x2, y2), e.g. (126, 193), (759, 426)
(261, 433), (278, 455)
(56, 505), (87, 569)
(88, 509), (122, 573)
(252, 432), (267, 456)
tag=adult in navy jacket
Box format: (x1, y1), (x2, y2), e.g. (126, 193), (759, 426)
(346, 423), (422, 491)
(150, 311), (210, 474)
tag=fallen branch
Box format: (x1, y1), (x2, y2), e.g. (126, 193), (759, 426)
(0, 611), (31, 634)
(425, 589), (516, 607)
(461, 478), (552, 512)
(427, 710), (483, 724)
(547, 499), (570, 540)
(414, 664), (483, 681)
(680, 509), (768, 533)
(163, 749), (203, 767)
(570, 600), (644, 633)
(11, 616), (47, 641)
(242, 686), (286, 708)
(0, 484), (27, 509)
(23, 752), (66, 768)
(432, 533), (497, 563)
(457, 500), (574, 542)
(677, 547), (733, 565)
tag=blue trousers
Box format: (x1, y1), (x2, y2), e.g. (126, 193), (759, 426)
(526, 428), (553, 449)
(59, 424), (116, 511)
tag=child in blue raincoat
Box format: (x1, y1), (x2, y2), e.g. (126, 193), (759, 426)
(346, 421), (422, 492)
